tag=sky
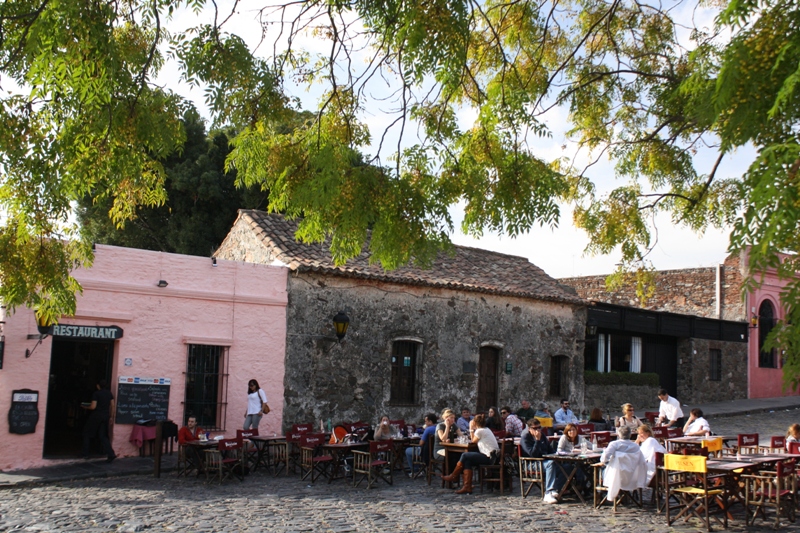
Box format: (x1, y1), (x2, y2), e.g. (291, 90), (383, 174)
(159, 1), (743, 279)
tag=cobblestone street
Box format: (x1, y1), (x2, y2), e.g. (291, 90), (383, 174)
(3, 409), (800, 533)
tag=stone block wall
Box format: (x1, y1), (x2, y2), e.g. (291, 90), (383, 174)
(584, 385), (657, 421)
(559, 254), (745, 321)
(676, 338), (748, 405)
(282, 273), (586, 430)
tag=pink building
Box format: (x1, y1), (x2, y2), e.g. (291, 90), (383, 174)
(0, 245), (288, 471)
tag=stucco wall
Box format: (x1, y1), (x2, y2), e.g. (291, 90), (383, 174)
(0, 245), (288, 471)
(676, 338), (748, 404)
(282, 273), (586, 429)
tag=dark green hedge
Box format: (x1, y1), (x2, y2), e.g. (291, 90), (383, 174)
(584, 371), (660, 387)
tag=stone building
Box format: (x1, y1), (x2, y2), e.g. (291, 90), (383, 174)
(215, 210), (587, 427)
(560, 250), (796, 402)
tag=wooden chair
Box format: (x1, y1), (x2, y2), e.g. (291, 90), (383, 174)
(727, 433), (759, 455)
(577, 423), (594, 437)
(759, 436), (786, 453)
(652, 426), (669, 445)
(592, 462), (643, 512)
(517, 444), (545, 499)
(701, 437), (723, 458)
(664, 454), (727, 531)
(666, 427), (683, 439)
(409, 440), (427, 479)
(389, 419), (405, 434)
(591, 432), (613, 448)
(299, 433), (333, 483)
(237, 429), (259, 470)
(644, 412), (659, 425)
(292, 423), (313, 434)
(479, 439), (513, 494)
(177, 444), (200, 477)
(353, 440), (393, 488)
(535, 417), (553, 436)
(743, 459), (797, 528)
(788, 441), (800, 455)
(405, 424), (417, 437)
(204, 438), (245, 484)
(426, 440), (445, 486)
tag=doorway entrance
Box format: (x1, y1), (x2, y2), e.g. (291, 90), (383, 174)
(43, 338), (114, 458)
(476, 346), (500, 413)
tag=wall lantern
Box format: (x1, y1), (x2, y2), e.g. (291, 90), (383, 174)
(333, 311), (350, 341)
(26, 313), (54, 358)
(585, 317), (598, 337)
(157, 280), (169, 288)
(749, 313), (759, 328)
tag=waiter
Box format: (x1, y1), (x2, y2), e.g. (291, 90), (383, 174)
(81, 379), (117, 462)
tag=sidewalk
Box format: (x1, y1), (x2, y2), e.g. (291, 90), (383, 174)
(3, 395), (800, 488)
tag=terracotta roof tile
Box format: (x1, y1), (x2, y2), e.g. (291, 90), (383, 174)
(238, 210), (584, 305)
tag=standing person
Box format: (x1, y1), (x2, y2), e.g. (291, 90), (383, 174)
(500, 406), (524, 437)
(456, 407), (472, 434)
(244, 379), (268, 430)
(517, 400), (536, 422)
(657, 389), (684, 428)
(441, 414), (499, 494)
(554, 399), (579, 429)
(81, 379), (116, 463)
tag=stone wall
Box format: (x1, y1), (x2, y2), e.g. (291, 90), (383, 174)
(584, 385), (656, 421)
(559, 254), (745, 321)
(282, 273), (586, 430)
(676, 338), (748, 405)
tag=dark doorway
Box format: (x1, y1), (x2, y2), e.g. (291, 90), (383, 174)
(476, 346), (499, 413)
(43, 338), (114, 458)
(640, 335), (678, 395)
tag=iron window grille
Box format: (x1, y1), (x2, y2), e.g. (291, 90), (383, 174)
(183, 344), (229, 431)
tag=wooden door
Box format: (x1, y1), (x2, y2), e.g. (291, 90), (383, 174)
(476, 347), (499, 413)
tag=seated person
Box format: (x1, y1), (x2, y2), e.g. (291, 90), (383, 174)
(521, 419), (553, 458)
(441, 414), (499, 495)
(599, 426), (648, 500)
(374, 415), (393, 440)
(682, 408), (710, 436)
(535, 402), (552, 419)
(434, 409), (459, 458)
(501, 406), (524, 437)
(178, 416), (204, 445)
(554, 398), (579, 429)
(486, 406), (504, 431)
(786, 423), (800, 450)
(405, 413), (437, 475)
(517, 400), (537, 422)
(543, 423), (585, 504)
(635, 424), (665, 484)
(615, 403), (643, 432)
(588, 408), (609, 431)
(456, 407), (472, 434)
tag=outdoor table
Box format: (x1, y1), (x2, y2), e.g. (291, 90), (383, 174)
(665, 435), (733, 452)
(542, 450), (602, 504)
(322, 441), (369, 483)
(129, 424), (157, 456)
(390, 436), (419, 472)
(248, 435), (286, 473)
(183, 439), (220, 475)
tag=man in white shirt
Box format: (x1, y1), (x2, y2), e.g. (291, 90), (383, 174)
(554, 398), (579, 430)
(683, 408), (711, 436)
(657, 389), (684, 428)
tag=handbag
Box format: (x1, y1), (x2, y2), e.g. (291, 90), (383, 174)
(261, 402), (271, 415)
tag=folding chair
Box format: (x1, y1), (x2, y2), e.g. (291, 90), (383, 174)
(666, 427), (683, 439)
(788, 441), (800, 455)
(535, 417), (553, 436)
(644, 412), (659, 425)
(409, 440), (427, 479)
(389, 419), (406, 434)
(701, 437), (723, 458)
(743, 459), (797, 528)
(591, 432), (613, 448)
(177, 444), (201, 477)
(592, 462), (643, 512)
(652, 426), (669, 446)
(664, 453), (727, 531)
(353, 440), (393, 488)
(299, 433), (333, 483)
(204, 438), (245, 484)
(237, 429), (259, 470)
(405, 424), (417, 437)
(577, 423), (594, 437)
(759, 436), (786, 453)
(518, 444), (545, 499)
(726, 433), (759, 455)
(426, 440), (445, 486)
(479, 439), (513, 494)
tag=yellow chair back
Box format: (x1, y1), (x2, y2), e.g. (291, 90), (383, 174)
(664, 453), (707, 473)
(535, 417), (553, 428)
(701, 437), (722, 453)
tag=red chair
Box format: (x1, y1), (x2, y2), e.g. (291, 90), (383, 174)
(204, 438), (244, 483)
(737, 433), (760, 454)
(299, 433), (333, 483)
(787, 442), (800, 455)
(644, 411), (659, 425)
(492, 430), (508, 440)
(577, 423), (594, 437)
(353, 440), (393, 488)
(652, 426), (668, 441)
(237, 429), (259, 470)
(760, 436), (786, 453)
(389, 419), (406, 432)
(666, 427), (683, 439)
(292, 423), (313, 434)
(591, 432), (613, 448)
(743, 459), (797, 528)
(405, 424), (417, 437)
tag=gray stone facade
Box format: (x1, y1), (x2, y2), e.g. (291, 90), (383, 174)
(584, 385), (656, 420)
(284, 273), (586, 428)
(676, 338), (748, 405)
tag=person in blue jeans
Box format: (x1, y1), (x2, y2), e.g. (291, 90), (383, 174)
(543, 423), (585, 503)
(406, 413), (437, 476)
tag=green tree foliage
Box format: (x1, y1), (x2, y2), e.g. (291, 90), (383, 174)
(2, 0), (800, 385)
(78, 108), (266, 256)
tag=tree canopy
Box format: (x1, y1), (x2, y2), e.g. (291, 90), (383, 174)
(1, 0), (800, 382)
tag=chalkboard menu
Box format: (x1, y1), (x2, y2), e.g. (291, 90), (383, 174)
(115, 377), (171, 425)
(8, 389), (39, 434)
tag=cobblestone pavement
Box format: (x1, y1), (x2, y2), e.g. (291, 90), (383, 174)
(3, 409), (800, 533)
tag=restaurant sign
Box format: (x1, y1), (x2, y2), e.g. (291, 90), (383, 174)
(52, 325), (124, 340)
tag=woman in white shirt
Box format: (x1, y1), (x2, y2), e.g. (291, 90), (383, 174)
(441, 414), (499, 495)
(636, 425), (666, 484)
(244, 379), (268, 430)
(682, 408), (711, 436)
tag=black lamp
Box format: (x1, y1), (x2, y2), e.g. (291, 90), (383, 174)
(333, 311), (350, 341)
(26, 313), (54, 358)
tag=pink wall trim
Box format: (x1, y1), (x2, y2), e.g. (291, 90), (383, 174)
(0, 245), (288, 471)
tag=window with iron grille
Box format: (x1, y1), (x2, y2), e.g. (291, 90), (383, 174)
(709, 348), (722, 381)
(183, 344), (229, 430)
(390, 341), (418, 404)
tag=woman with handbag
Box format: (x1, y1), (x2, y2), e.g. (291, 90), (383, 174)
(244, 379), (269, 430)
